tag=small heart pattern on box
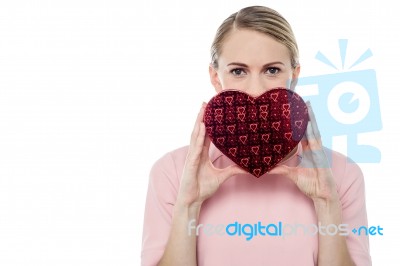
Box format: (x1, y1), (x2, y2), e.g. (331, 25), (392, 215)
(204, 88), (309, 177)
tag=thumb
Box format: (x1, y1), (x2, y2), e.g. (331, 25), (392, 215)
(268, 165), (291, 176)
(269, 165), (299, 185)
(219, 164), (248, 184)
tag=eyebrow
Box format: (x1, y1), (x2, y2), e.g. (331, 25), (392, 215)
(226, 61), (285, 68)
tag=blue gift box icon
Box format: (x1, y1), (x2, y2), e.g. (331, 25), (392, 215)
(296, 40), (382, 163)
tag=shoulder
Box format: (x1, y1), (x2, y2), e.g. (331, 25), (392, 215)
(324, 146), (366, 203)
(322, 148), (371, 265)
(325, 146), (363, 176)
(151, 145), (189, 172)
(149, 145), (189, 185)
(325, 146), (364, 178)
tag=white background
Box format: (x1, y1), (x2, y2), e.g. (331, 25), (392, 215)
(0, 0), (399, 265)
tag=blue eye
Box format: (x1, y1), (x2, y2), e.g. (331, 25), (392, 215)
(231, 68), (246, 76)
(266, 67), (280, 75)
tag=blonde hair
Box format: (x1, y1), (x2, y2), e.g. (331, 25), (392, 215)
(210, 6), (299, 69)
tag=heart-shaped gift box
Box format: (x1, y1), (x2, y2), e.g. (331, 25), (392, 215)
(204, 88), (309, 177)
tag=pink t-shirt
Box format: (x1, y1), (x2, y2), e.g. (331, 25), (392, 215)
(141, 143), (371, 266)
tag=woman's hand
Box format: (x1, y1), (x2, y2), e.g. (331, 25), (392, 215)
(269, 102), (355, 266)
(176, 103), (247, 208)
(269, 102), (339, 204)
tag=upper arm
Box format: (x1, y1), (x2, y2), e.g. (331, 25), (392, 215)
(141, 152), (180, 266)
(337, 158), (372, 266)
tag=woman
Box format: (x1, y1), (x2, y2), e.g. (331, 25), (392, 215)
(141, 6), (371, 266)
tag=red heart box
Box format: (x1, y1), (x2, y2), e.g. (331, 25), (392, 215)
(204, 88), (309, 177)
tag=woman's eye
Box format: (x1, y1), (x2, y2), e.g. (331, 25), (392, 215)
(265, 67), (280, 75)
(231, 68), (246, 76)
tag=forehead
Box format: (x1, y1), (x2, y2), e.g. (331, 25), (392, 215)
(219, 29), (291, 65)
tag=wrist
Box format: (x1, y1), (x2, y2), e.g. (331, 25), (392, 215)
(311, 186), (340, 210)
(174, 198), (202, 219)
(312, 196), (342, 224)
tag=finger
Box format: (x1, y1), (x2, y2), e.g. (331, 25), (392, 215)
(303, 121), (328, 167)
(201, 132), (211, 160)
(268, 165), (298, 183)
(204, 131), (211, 149)
(306, 102), (322, 142)
(190, 105), (202, 143)
(305, 102), (322, 151)
(195, 101), (207, 125)
(218, 164), (248, 184)
(189, 103), (207, 159)
(305, 121), (318, 150)
(196, 120), (206, 155)
(268, 165), (290, 176)
(304, 102), (331, 167)
(303, 130), (331, 170)
(195, 103), (208, 149)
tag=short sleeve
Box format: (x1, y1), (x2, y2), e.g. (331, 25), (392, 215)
(336, 155), (372, 266)
(141, 151), (181, 266)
